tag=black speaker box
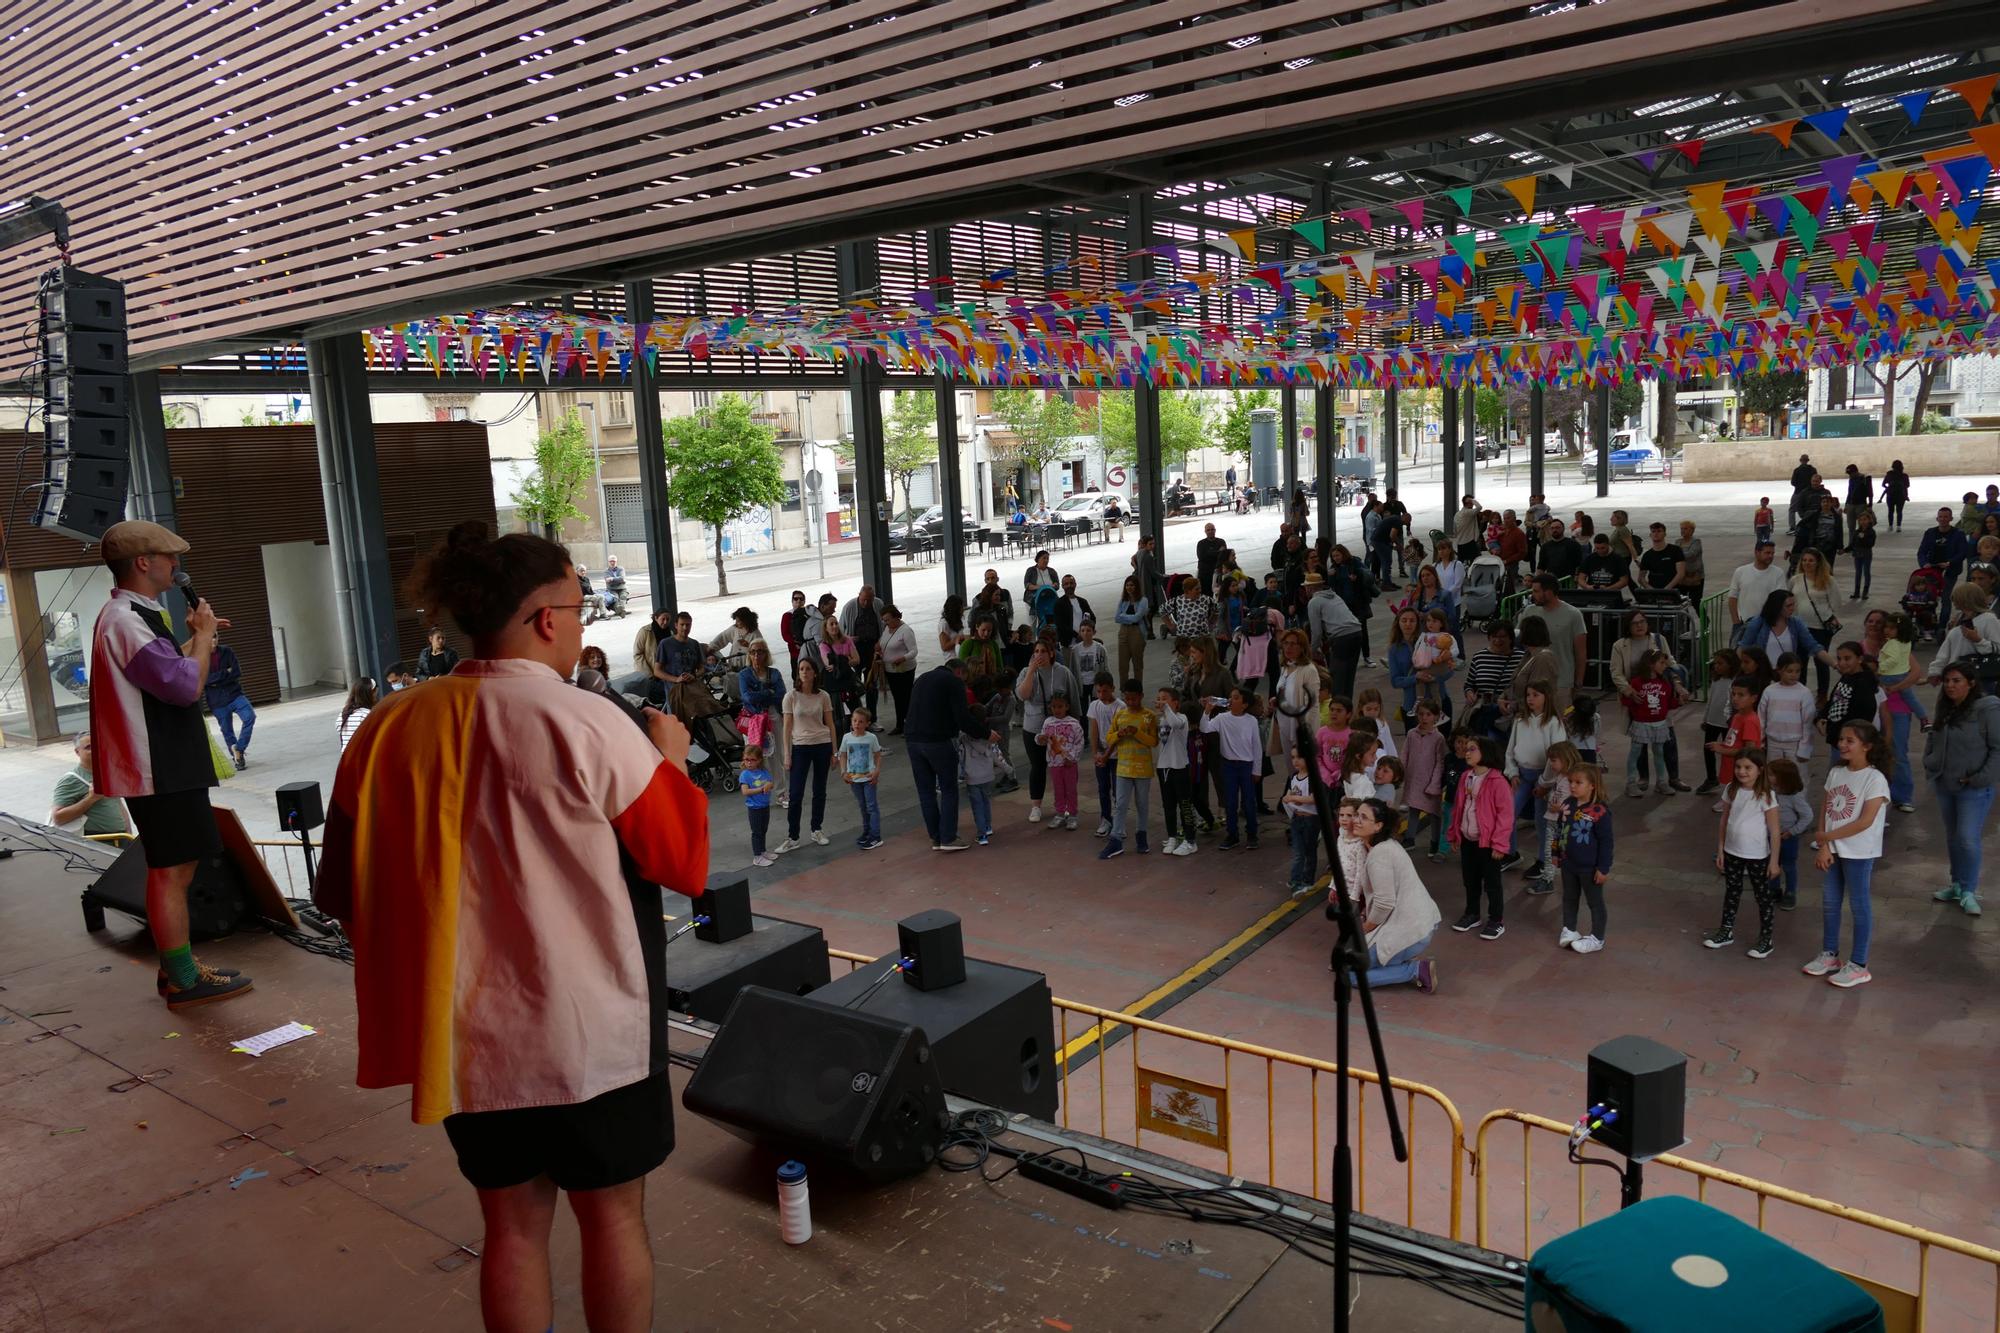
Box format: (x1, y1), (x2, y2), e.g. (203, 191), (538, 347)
(84, 837), (249, 941)
(695, 873), (752, 943)
(48, 414), (129, 460)
(46, 328), (127, 377)
(42, 273), (127, 331)
(276, 781), (325, 832)
(815, 955), (1057, 1121)
(682, 986), (947, 1182)
(896, 908), (966, 991)
(1586, 1035), (1687, 1160)
(47, 372), (127, 418)
(43, 448), (126, 499)
(33, 485), (124, 543)
(665, 913), (830, 1023)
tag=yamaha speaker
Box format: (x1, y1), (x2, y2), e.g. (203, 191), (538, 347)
(694, 873), (752, 944)
(896, 908), (965, 991)
(1586, 1035), (1687, 1160)
(816, 954), (1057, 1121)
(665, 912), (830, 1023)
(83, 837), (250, 941)
(276, 781), (325, 833)
(682, 986), (947, 1182)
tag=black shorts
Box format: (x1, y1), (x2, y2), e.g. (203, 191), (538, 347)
(125, 788), (223, 869)
(442, 1071), (674, 1192)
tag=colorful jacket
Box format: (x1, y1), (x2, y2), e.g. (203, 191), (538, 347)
(1553, 797), (1615, 875)
(1447, 767), (1514, 854)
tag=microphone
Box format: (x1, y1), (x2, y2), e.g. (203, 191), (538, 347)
(172, 568), (201, 611)
(575, 667), (654, 734)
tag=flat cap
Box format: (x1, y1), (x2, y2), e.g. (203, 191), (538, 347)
(99, 520), (189, 563)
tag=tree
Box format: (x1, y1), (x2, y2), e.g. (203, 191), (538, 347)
(990, 388), (1083, 501)
(1098, 390), (1213, 474)
(1472, 386), (1509, 440)
(1215, 388), (1277, 464)
(1907, 361), (1944, 427)
(1736, 370), (1807, 438)
(661, 394), (785, 596)
(836, 390), (936, 516)
(513, 408), (595, 540)
(1870, 360), (1939, 436)
(161, 404), (190, 429)
(1655, 379), (1678, 450)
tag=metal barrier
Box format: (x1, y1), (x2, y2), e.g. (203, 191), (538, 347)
(1695, 588), (1731, 696)
(250, 837), (319, 897)
(1472, 1110), (2000, 1333)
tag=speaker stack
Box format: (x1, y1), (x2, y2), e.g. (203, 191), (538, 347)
(35, 267), (130, 543)
(664, 874), (831, 1023)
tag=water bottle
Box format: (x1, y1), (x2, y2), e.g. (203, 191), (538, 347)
(776, 1160), (812, 1245)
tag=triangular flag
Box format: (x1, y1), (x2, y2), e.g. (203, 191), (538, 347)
(1396, 199), (1426, 233)
(1551, 165), (1575, 189)
(1341, 208), (1373, 235)
(1447, 186), (1476, 217)
(1972, 122), (2000, 169)
(1755, 120), (1798, 149)
(1801, 107), (1849, 144)
(1676, 139), (1705, 168)
(1896, 90), (1933, 124)
(1784, 195), (1822, 253)
(1947, 74), (1998, 120)
(1291, 219), (1327, 253)
(1448, 230), (1481, 266)
(1229, 229), (1258, 263)
(1502, 175), (1538, 217)
(1819, 154), (1864, 200)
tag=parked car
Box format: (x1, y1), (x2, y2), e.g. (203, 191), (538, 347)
(1578, 444), (1665, 479)
(888, 505), (974, 552)
(1048, 492), (1132, 532)
(1473, 435), (1506, 461)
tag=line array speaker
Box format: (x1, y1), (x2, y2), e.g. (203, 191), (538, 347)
(35, 266), (130, 544)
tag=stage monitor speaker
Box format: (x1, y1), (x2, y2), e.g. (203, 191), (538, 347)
(695, 873), (752, 944)
(816, 954), (1056, 1121)
(682, 986), (947, 1182)
(84, 837), (250, 941)
(897, 908), (966, 991)
(1587, 1035), (1686, 1160)
(666, 912), (829, 1024)
(276, 781), (324, 833)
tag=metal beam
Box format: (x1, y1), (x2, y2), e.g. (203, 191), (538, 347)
(1462, 382), (1478, 504)
(1382, 387), (1398, 494)
(1593, 382), (1612, 499)
(1529, 386), (1546, 499)
(839, 241), (895, 603)
(1280, 386), (1299, 502)
(625, 281), (676, 617)
(929, 228), (968, 605)
(1128, 194), (1167, 565)
(126, 370), (177, 531)
(1442, 385), (1460, 522)
(1314, 386), (1337, 543)
(305, 332), (397, 682)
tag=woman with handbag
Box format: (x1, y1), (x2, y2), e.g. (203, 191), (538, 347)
(1791, 549), (1842, 702)
(1930, 584), (2000, 696)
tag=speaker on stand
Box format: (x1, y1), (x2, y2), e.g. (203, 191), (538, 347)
(34, 267), (130, 544)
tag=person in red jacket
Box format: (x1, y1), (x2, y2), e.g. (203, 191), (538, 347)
(1496, 513), (1530, 595)
(1447, 733), (1514, 940)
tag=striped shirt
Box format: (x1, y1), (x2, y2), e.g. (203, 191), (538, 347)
(88, 589), (215, 798)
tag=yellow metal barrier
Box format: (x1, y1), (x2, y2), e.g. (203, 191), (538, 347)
(1472, 1110), (2000, 1333)
(827, 948), (1464, 1239)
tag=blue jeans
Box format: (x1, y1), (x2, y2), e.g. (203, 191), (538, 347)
(1221, 759), (1258, 840)
(787, 742), (831, 839)
(1288, 814), (1319, 886)
(1513, 766), (1543, 857)
(1934, 781), (1995, 893)
(1770, 833), (1801, 900)
(1354, 931), (1433, 987)
(1821, 856), (1876, 966)
(214, 694), (255, 755)
(1888, 711), (1915, 806)
(1851, 551), (1873, 598)
(1095, 761), (1115, 823)
(1880, 671), (1928, 721)
(1112, 774), (1150, 842)
(906, 739), (960, 845)
(966, 781), (992, 838)
(850, 779), (881, 844)
(747, 805), (770, 857)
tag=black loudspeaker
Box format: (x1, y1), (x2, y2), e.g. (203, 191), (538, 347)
(83, 838), (249, 941)
(276, 781), (324, 832)
(682, 986), (947, 1182)
(897, 908), (966, 991)
(1586, 1035), (1687, 1160)
(695, 874), (752, 944)
(35, 267), (129, 545)
(666, 913), (830, 1023)
(816, 955), (1057, 1121)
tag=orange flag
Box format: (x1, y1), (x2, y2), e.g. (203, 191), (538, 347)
(1229, 229), (1258, 263)
(1947, 74), (1998, 120)
(1502, 175), (1538, 217)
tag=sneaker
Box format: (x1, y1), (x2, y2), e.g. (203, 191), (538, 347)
(1497, 850), (1522, 871)
(777, 793), (790, 808)
(1558, 927), (1581, 948)
(1525, 877), (1556, 896)
(1570, 935), (1603, 953)
(1519, 860), (1545, 879)
(976, 834), (990, 846)
(1827, 961), (1872, 988)
(1626, 782), (1648, 798)
(937, 841), (970, 853)
(1290, 882), (1319, 899)
(1801, 951), (1840, 976)
(1780, 890), (1797, 911)
(1029, 805), (1043, 823)
(1962, 893), (1982, 918)
(162, 966), (254, 1009)
(1694, 779), (1720, 796)
(1414, 958), (1437, 993)
(1894, 802), (1916, 813)
(1245, 838), (1261, 850)
(1065, 815), (1080, 830)
(1217, 837), (1242, 851)
(1932, 884), (1964, 903)
(1199, 818), (1219, 834)
(1095, 819), (1112, 837)
(1746, 938), (1775, 960)
(1098, 838), (1125, 860)
(1703, 929), (1735, 950)
(1451, 912), (1482, 933)
(1479, 920), (1507, 941)
(752, 853), (776, 867)
(231, 747), (247, 771)
(773, 837), (800, 854)
(154, 962), (242, 995)
(1427, 852), (1447, 864)
(810, 829), (829, 846)
(1172, 839), (1196, 856)
(1135, 834), (1150, 855)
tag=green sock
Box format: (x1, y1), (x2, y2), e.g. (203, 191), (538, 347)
(161, 945), (199, 988)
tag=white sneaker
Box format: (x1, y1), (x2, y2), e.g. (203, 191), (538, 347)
(777, 793), (790, 808)
(752, 853), (776, 867)
(1095, 819), (1112, 837)
(810, 830), (829, 846)
(1558, 927), (1581, 948)
(1801, 951), (1840, 977)
(1065, 816), (1080, 830)
(1174, 839), (1196, 856)
(1827, 961), (1872, 988)
(1161, 837), (1181, 855)
(1571, 935), (1604, 953)
(1029, 805), (1043, 823)
(773, 837), (800, 854)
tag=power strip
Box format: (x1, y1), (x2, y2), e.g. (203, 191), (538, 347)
(1018, 1154), (1128, 1209)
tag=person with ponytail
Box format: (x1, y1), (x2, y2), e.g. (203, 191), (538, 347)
(1802, 721), (1891, 988)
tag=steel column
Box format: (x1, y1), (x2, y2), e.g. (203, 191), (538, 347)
(928, 229), (968, 605)
(306, 333), (397, 682)
(1462, 381), (1478, 503)
(1441, 385), (1460, 521)
(1314, 387), (1337, 542)
(1382, 387), (1398, 492)
(1281, 388), (1300, 503)
(1529, 386), (1546, 499)
(838, 241), (895, 602)
(624, 282), (677, 617)
(126, 371), (177, 531)
(1593, 383), (1612, 498)
(1128, 195), (1166, 562)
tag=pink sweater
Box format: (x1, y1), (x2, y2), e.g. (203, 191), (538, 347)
(1447, 767), (1515, 854)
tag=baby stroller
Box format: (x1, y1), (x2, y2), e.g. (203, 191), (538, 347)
(1028, 583), (1060, 636)
(686, 711), (744, 793)
(1459, 553), (1507, 626)
(1901, 562), (1948, 643)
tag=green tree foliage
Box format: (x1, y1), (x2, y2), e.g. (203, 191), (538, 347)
(1214, 388), (1277, 464)
(1736, 370), (1807, 437)
(1472, 386), (1510, 440)
(990, 389), (1083, 499)
(513, 408), (595, 540)
(1894, 411), (1954, 435)
(661, 394), (785, 596)
(1098, 390), (1213, 473)
(834, 390), (938, 515)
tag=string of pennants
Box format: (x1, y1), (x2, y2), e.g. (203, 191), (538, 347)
(366, 79), (2000, 391)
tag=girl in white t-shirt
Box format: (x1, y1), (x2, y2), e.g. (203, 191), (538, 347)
(1706, 749), (1781, 958)
(1803, 722), (1892, 989)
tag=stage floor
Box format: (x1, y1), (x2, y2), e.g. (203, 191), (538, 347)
(0, 825), (1512, 1331)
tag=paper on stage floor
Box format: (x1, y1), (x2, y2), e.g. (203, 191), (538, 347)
(230, 1021), (316, 1057)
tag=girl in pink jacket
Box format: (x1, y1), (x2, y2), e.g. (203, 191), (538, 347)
(1447, 734), (1514, 940)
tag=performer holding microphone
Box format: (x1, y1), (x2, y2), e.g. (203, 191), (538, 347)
(315, 522), (709, 1333)
(88, 520), (251, 1009)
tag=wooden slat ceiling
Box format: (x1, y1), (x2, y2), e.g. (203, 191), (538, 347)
(2, 0), (1987, 383)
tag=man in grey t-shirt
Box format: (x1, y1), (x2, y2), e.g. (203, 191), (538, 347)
(1516, 574), (1588, 695)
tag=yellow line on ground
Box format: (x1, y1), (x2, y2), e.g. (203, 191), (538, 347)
(1056, 893), (1311, 1066)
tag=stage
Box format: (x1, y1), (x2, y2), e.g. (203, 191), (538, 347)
(0, 820), (1517, 1331)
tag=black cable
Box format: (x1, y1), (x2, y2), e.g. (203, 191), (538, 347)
(1568, 1144), (1628, 1189)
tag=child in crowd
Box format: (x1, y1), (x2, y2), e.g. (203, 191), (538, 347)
(983, 687), (1020, 792)
(1435, 723), (1475, 862)
(1088, 671), (1120, 837)
(1284, 753), (1319, 897)
(1231, 608), (1275, 690)
(1804, 722), (1892, 988)
(1037, 692), (1084, 831)
(1707, 748), (1781, 957)
(1401, 698), (1448, 862)
(1101, 679), (1160, 859)
(1705, 680), (1764, 780)
(1341, 732), (1381, 801)
(1447, 734), (1513, 941)
(1757, 653), (1816, 763)
(1412, 610), (1457, 708)
(1316, 695), (1355, 788)
(1200, 687), (1264, 850)
(741, 743), (777, 867)
(1155, 686), (1195, 856)
(1373, 755), (1404, 805)
(841, 707), (884, 850)
(1875, 612), (1928, 727)
(1754, 497), (1775, 547)
(1564, 694), (1601, 766)
(1261, 572), (1287, 619)
(1356, 687), (1397, 760)
(1332, 796), (1367, 908)
(1528, 742), (1584, 896)
(1552, 764), (1613, 952)
(1697, 649), (1738, 794)
(1767, 757), (1813, 911)
(1849, 508), (1877, 600)
(958, 716), (995, 847)
(1735, 648), (1773, 699)
(1821, 642), (1880, 747)
(1621, 649), (1678, 797)
(1505, 683), (1568, 875)
(1070, 619), (1108, 684)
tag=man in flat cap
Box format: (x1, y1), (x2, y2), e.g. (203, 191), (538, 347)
(89, 520), (252, 1009)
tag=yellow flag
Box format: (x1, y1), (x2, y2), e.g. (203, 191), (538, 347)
(1502, 175), (1537, 216)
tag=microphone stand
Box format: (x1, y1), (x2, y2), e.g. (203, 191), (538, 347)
(1274, 690), (1406, 1333)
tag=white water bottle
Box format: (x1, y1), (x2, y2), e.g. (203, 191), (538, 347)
(776, 1160), (812, 1244)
